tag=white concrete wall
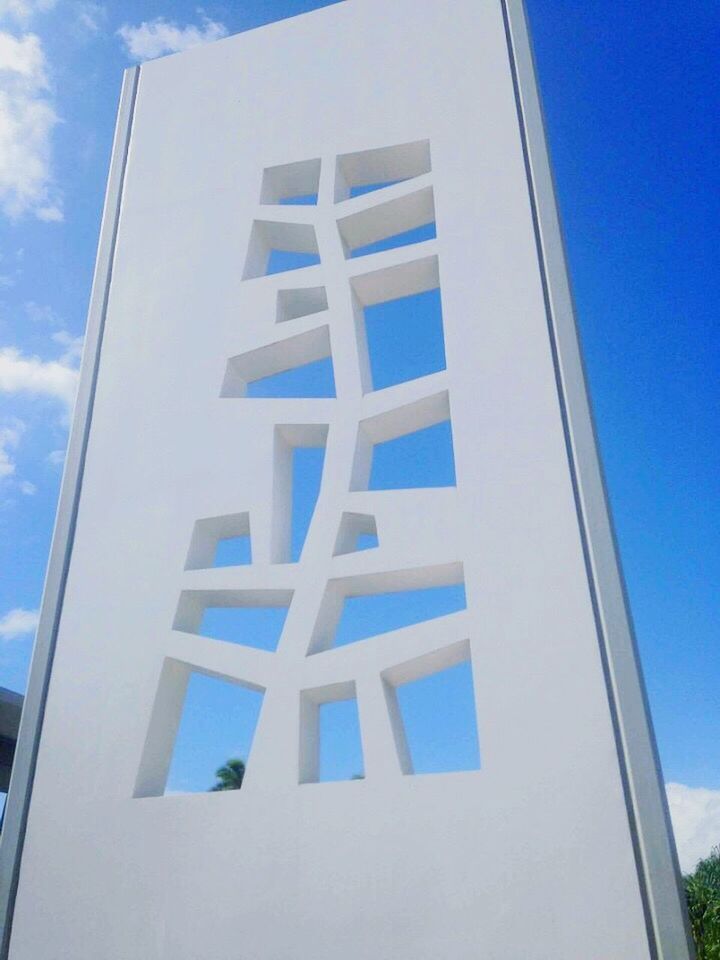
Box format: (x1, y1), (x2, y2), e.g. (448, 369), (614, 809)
(6, 1), (688, 957)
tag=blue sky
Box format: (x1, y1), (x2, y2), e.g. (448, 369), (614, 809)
(0, 0), (717, 870)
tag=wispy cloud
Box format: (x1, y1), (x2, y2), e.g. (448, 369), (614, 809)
(0, 343), (79, 410)
(0, 606), (38, 640)
(0, 27), (62, 220)
(51, 329), (83, 364)
(0, 0), (56, 25)
(74, 1), (104, 35)
(117, 15), (227, 62)
(0, 418), (23, 478)
(667, 782), (720, 874)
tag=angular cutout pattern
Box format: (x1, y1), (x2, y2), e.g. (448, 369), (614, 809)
(247, 358), (336, 399)
(165, 672), (265, 794)
(334, 512), (378, 556)
(135, 661), (266, 798)
(309, 563), (465, 655)
(337, 187), (435, 259)
(350, 391), (457, 492)
(370, 421), (456, 490)
(141, 139), (480, 798)
(383, 643), (480, 775)
(222, 326), (332, 398)
(276, 286), (328, 323)
(186, 513), (251, 570)
(363, 287), (445, 390)
(299, 681), (364, 783)
(174, 590), (292, 651)
(335, 139), (431, 202)
(244, 221), (320, 279)
(261, 158), (320, 205)
(269, 425), (328, 564)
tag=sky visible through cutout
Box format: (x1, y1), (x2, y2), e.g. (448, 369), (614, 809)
(318, 698), (364, 781)
(247, 357), (336, 398)
(334, 584), (466, 648)
(267, 249), (321, 274)
(169, 264), (472, 790)
(350, 222), (436, 259)
(165, 673), (264, 795)
(395, 661), (480, 774)
(292, 447), (325, 561)
(365, 288), (445, 390)
(199, 606), (288, 651)
(214, 535), (252, 566)
(370, 421), (456, 489)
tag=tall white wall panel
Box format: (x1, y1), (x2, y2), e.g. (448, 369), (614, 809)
(1, 1), (691, 957)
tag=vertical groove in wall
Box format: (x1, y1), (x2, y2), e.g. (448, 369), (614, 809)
(498, 2), (693, 958)
(0, 65), (140, 959)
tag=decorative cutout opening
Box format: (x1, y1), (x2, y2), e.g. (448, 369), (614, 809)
(299, 681), (364, 783)
(185, 513), (251, 569)
(383, 642), (480, 775)
(174, 590), (292, 651)
(271, 424), (329, 563)
(366, 291), (444, 390)
(333, 512), (378, 556)
(350, 256), (444, 392)
(135, 662), (265, 798)
(243, 221), (320, 279)
(309, 562), (465, 654)
(248, 358), (335, 399)
(335, 139), (431, 202)
(351, 391), (456, 491)
(222, 326), (333, 398)
(276, 286), (328, 323)
(260, 158), (320, 205)
(371, 421), (455, 489)
(337, 187), (435, 259)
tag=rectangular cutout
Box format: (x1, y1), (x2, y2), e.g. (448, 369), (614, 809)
(299, 681), (364, 783)
(247, 357), (335, 398)
(369, 421), (456, 490)
(337, 187), (435, 259)
(185, 513), (251, 570)
(261, 158), (320, 204)
(387, 651), (480, 776)
(244, 220), (320, 279)
(291, 446), (326, 561)
(276, 286), (328, 323)
(363, 287), (445, 390)
(334, 584), (466, 648)
(270, 424), (328, 563)
(335, 139), (431, 202)
(174, 589), (293, 651)
(334, 512), (378, 556)
(309, 563), (464, 654)
(222, 326), (332, 397)
(164, 672), (264, 795)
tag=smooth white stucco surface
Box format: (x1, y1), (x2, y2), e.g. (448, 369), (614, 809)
(6, 1), (686, 957)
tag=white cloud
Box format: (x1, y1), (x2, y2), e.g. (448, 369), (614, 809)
(0, 28), (62, 220)
(0, 343), (79, 410)
(18, 478), (35, 493)
(0, 418), (23, 478)
(0, 606), (38, 639)
(667, 782), (720, 874)
(117, 15), (227, 62)
(24, 299), (60, 325)
(0, 0), (56, 24)
(74, 1), (104, 34)
(46, 447), (64, 465)
(52, 329), (83, 364)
